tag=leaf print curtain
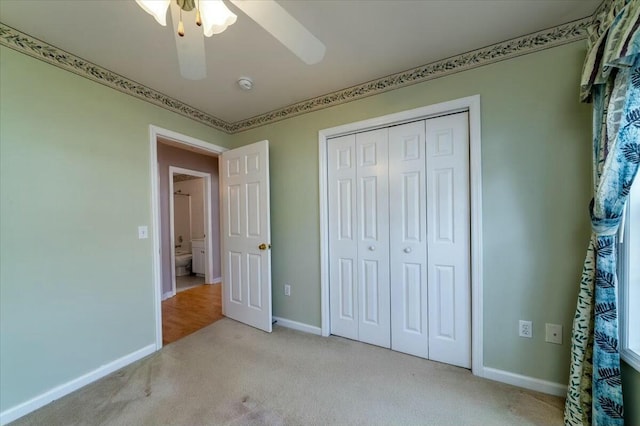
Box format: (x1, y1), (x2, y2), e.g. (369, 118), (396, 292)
(565, 1), (640, 425)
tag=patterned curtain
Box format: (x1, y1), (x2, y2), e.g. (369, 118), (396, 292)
(565, 1), (640, 425)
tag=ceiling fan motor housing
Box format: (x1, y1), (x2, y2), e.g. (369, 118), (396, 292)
(176, 0), (196, 12)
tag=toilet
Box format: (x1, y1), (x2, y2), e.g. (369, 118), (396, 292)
(175, 249), (192, 276)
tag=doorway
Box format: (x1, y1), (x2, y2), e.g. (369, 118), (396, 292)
(149, 126), (227, 349)
(169, 167), (210, 294)
(163, 166), (222, 345)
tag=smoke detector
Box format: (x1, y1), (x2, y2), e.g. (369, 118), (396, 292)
(237, 77), (254, 91)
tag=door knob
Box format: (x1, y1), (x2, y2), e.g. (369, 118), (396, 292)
(368, 245), (376, 251)
(258, 243), (272, 250)
(404, 247), (412, 253)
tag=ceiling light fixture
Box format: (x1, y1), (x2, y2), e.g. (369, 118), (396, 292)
(136, 0), (237, 37)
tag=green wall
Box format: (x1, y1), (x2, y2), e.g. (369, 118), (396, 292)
(0, 46), (231, 412)
(2, 35), (638, 420)
(230, 40), (594, 385)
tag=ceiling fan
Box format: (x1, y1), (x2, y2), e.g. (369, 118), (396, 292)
(135, 0), (326, 80)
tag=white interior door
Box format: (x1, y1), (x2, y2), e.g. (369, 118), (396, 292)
(389, 121), (429, 358)
(426, 112), (471, 368)
(328, 129), (390, 347)
(356, 129), (390, 348)
(328, 134), (358, 340)
(220, 140), (272, 333)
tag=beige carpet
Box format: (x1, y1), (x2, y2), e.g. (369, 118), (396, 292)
(12, 318), (564, 425)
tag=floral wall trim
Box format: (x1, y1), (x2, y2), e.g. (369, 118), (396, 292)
(229, 17), (591, 133)
(1, 17), (591, 134)
(0, 23), (232, 133)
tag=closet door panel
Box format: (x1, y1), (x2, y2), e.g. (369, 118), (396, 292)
(328, 134), (359, 340)
(356, 129), (390, 348)
(426, 112), (471, 368)
(389, 121), (429, 358)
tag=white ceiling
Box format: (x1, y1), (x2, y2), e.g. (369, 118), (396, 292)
(0, 0), (600, 124)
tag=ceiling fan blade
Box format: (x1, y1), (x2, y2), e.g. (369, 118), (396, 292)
(229, 0), (326, 65)
(169, 4), (207, 80)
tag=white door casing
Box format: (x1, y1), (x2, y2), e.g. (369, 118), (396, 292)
(356, 129), (391, 348)
(150, 125), (227, 350)
(389, 121), (429, 358)
(220, 140), (272, 333)
(426, 112), (471, 368)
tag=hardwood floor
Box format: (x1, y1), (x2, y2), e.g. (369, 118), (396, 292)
(162, 283), (223, 345)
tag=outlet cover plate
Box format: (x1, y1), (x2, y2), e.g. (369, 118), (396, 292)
(519, 320), (533, 338)
(545, 323), (563, 344)
(138, 225), (148, 239)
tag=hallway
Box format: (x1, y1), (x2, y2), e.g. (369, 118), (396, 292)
(161, 283), (223, 345)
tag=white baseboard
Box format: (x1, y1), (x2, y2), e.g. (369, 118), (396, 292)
(0, 344), (156, 426)
(162, 290), (174, 300)
(481, 367), (567, 396)
(273, 316), (322, 335)
(209, 277), (222, 284)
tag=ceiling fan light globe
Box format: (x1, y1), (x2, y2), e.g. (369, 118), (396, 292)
(199, 0), (237, 37)
(135, 0), (171, 26)
(204, 23), (233, 36)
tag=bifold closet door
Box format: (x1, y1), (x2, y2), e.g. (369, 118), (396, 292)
(328, 112), (471, 368)
(426, 112), (471, 369)
(328, 134), (358, 340)
(328, 129), (390, 348)
(355, 129), (390, 348)
(389, 121), (429, 358)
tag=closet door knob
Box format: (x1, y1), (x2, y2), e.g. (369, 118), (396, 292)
(404, 247), (412, 253)
(368, 245), (376, 251)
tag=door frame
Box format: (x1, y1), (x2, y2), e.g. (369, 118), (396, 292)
(149, 125), (226, 350)
(318, 95), (484, 375)
(168, 166), (213, 296)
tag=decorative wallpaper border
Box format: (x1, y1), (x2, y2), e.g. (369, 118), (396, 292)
(1, 16), (591, 134)
(0, 23), (232, 133)
(229, 17), (591, 133)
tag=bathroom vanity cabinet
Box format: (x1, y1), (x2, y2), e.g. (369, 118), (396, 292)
(191, 239), (205, 276)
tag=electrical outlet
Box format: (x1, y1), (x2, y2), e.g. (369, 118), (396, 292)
(545, 323), (563, 344)
(284, 284), (291, 296)
(519, 320), (533, 338)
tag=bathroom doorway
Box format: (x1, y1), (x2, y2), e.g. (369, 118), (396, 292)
(168, 166), (212, 295)
(164, 167), (223, 345)
(152, 132), (226, 347)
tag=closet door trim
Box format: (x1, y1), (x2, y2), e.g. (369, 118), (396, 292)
(319, 95), (484, 376)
